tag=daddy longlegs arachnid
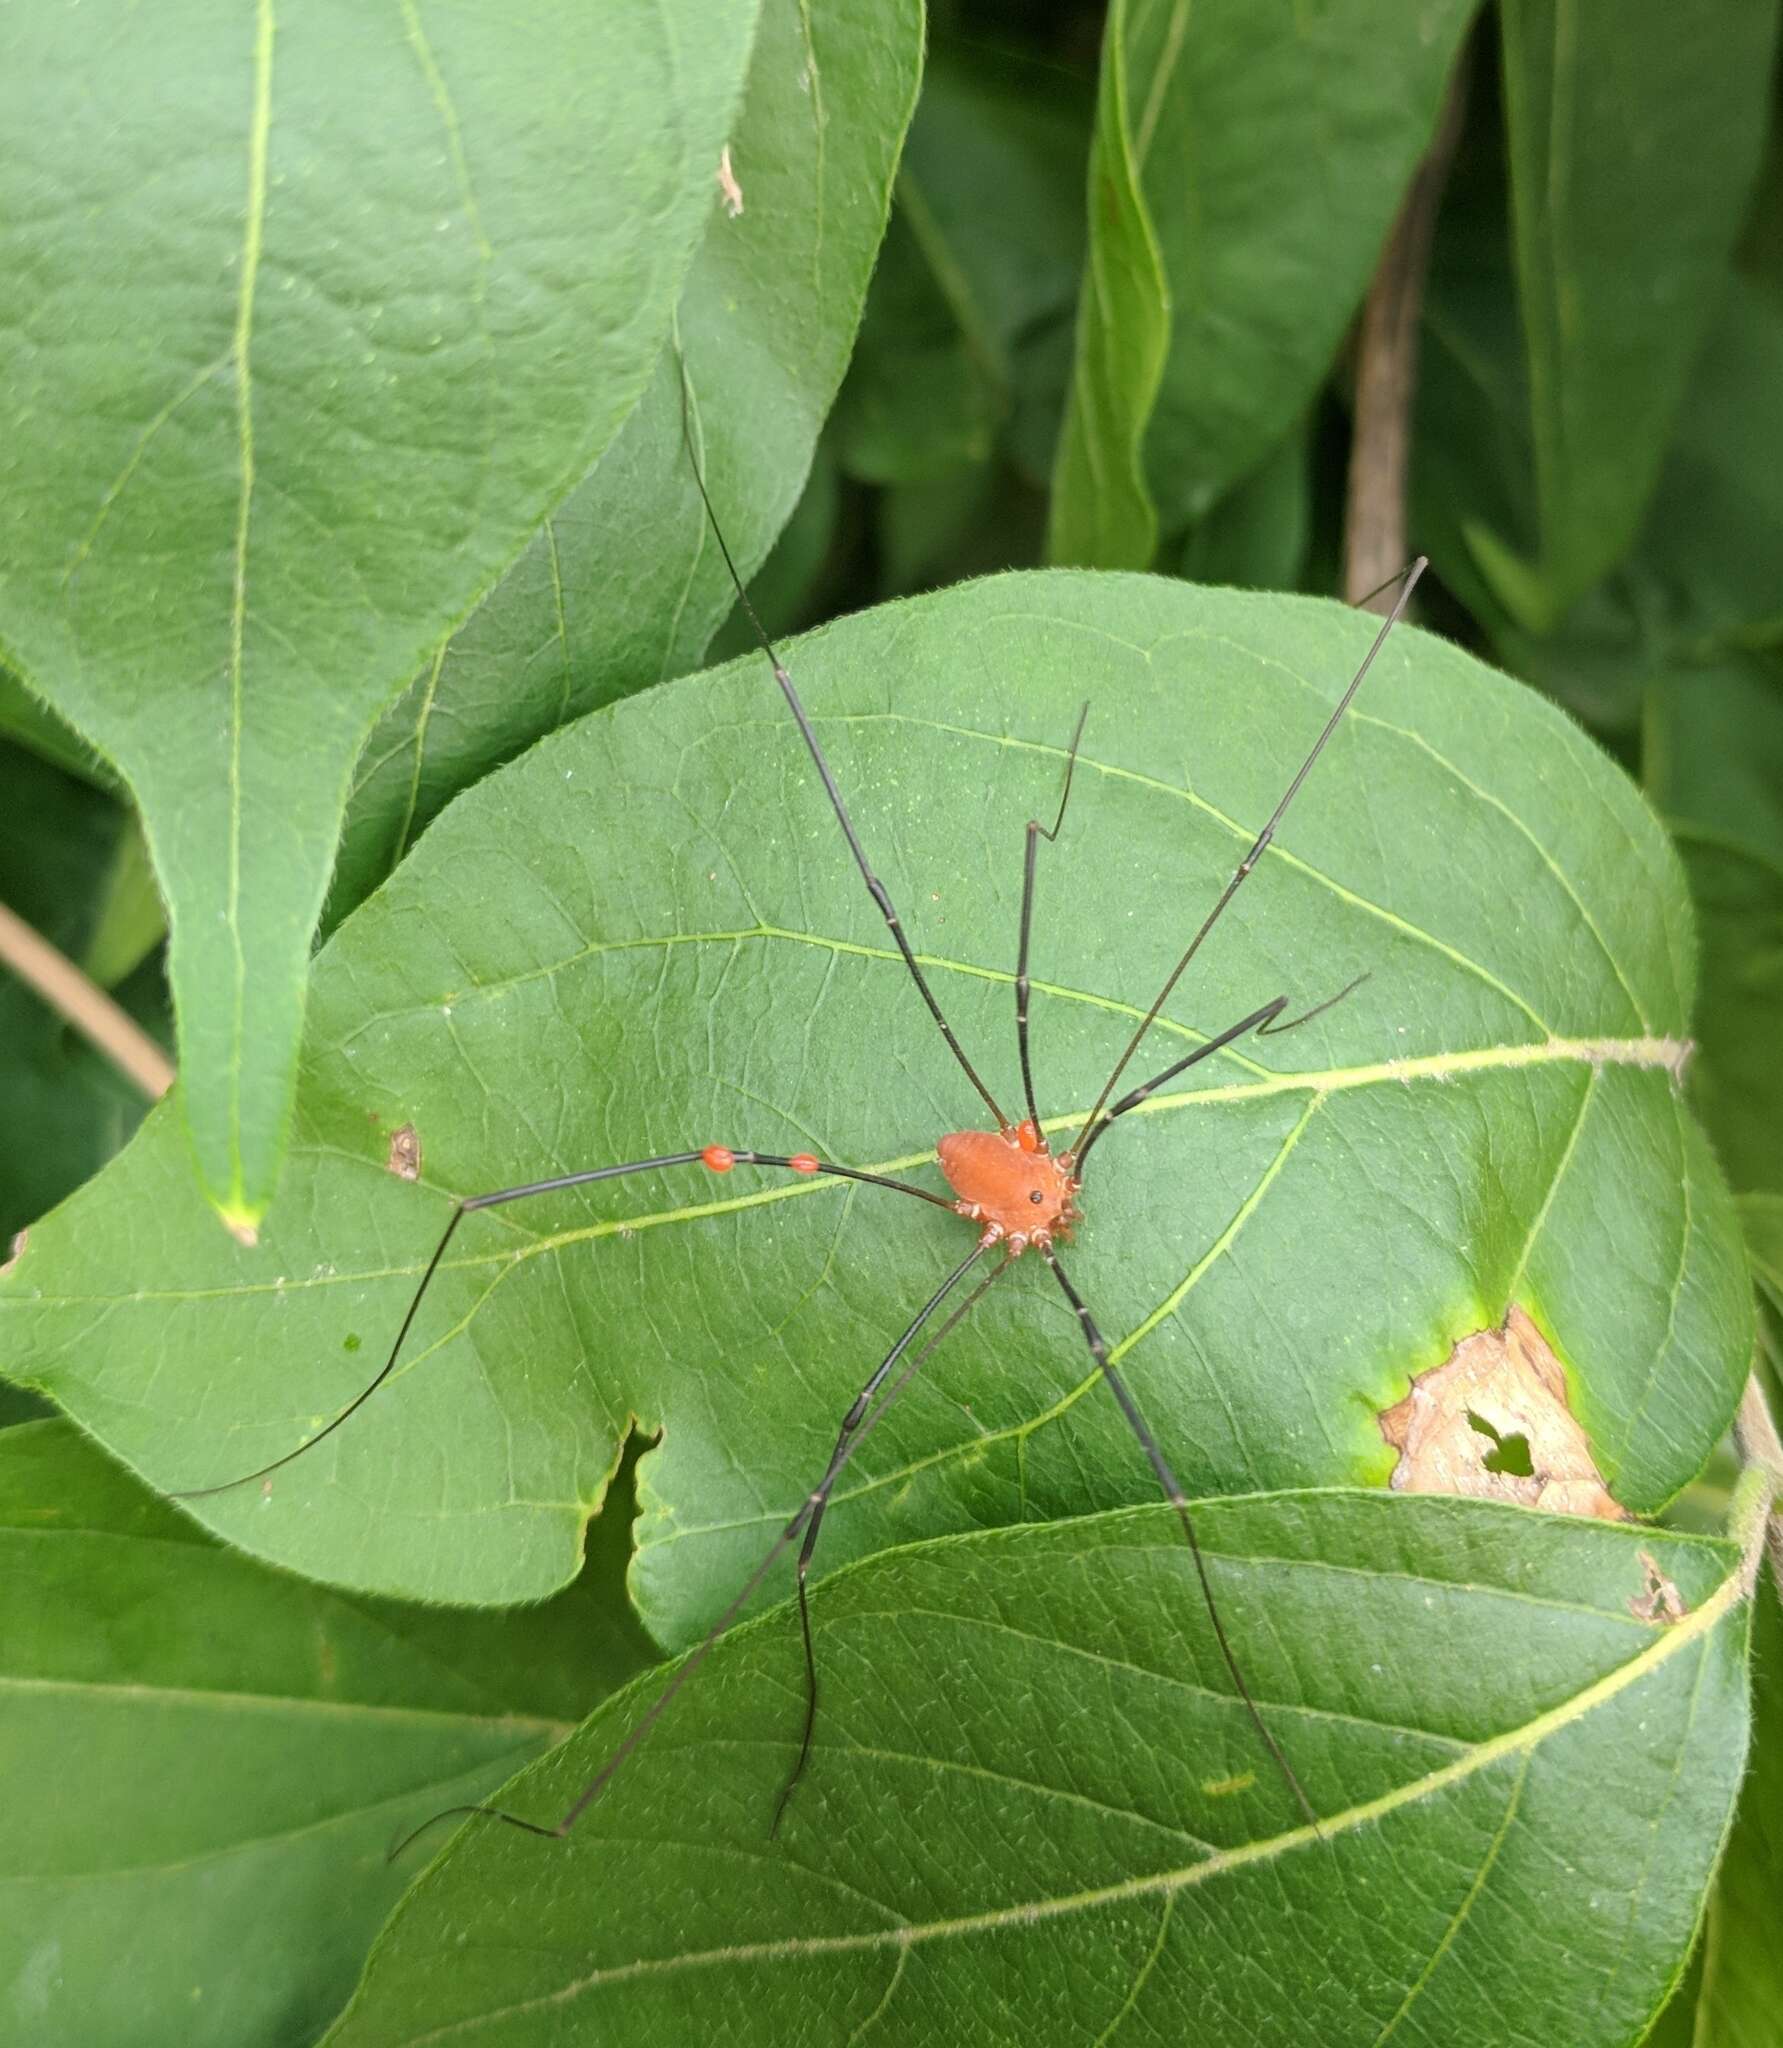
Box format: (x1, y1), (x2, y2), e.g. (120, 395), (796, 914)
(175, 384), (1425, 1858)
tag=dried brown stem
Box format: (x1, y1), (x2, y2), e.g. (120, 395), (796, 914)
(1735, 1368), (1783, 1604)
(0, 896), (173, 1102)
(1343, 57), (1470, 609)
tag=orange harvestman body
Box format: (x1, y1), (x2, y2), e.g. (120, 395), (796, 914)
(937, 1119), (1081, 1253)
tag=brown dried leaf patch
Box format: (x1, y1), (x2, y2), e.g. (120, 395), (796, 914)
(1380, 1305), (1626, 1520)
(1628, 1550), (1689, 1625)
(386, 1123), (422, 1182)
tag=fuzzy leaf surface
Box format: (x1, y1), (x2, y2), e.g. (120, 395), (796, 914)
(0, 0), (758, 1223)
(325, 1496), (1754, 2048)
(328, 0), (921, 925)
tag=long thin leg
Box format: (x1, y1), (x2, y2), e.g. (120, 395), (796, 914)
(679, 368), (1011, 1130)
(775, 1237), (993, 1831)
(1040, 1245), (1319, 1828)
(1070, 558), (1425, 1155)
(392, 1244), (1013, 1858)
(1074, 976), (1367, 1172)
(1016, 704), (1089, 1135)
(173, 1146), (953, 1498)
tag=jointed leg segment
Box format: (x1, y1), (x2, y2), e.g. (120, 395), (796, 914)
(1074, 976), (1367, 1171)
(775, 1238), (994, 1831)
(391, 1241), (1011, 1858)
(175, 1145), (951, 1499)
(1041, 1244), (1318, 1828)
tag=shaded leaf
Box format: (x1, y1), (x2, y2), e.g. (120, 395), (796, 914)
(1644, 1562), (1783, 2048)
(1646, 658), (1783, 1201)
(0, 575), (1749, 1626)
(1741, 1195), (1783, 1321)
(0, 1419), (653, 2048)
(706, 442), (846, 665)
(1054, 0), (1476, 565)
(1419, 186), (1783, 728)
(0, 0), (760, 1227)
(326, 1495), (1754, 2048)
(0, 740), (168, 1245)
(0, 1383), (51, 1430)
(1173, 416), (1313, 593)
(835, 41), (1090, 490)
(0, 666), (111, 790)
(1631, 277), (1783, 651)
(1413, 66), (1541, 646)
(77, 812), (165, 994)
(329, 0), (922, 926)
(1494, 0), (1781, 620)
(833, 193), (1005, 484)
(878, 460), (1049, 598)
(1047, 0), (1168, 569)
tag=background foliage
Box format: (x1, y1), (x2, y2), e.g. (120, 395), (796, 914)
(0, 1), (1779, 2043)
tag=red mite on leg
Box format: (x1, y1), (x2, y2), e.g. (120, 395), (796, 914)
(703, 1147), (821, 1176)
(937, 1119), (1079, 1255)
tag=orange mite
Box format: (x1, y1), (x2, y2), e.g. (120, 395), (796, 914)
(937, 1118), (1080, 1254)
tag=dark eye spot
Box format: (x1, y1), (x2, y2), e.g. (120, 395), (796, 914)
(1029, 1188), (1045, 1204)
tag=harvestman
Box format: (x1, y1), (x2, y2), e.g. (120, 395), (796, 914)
(177, 416), (1425, 1851)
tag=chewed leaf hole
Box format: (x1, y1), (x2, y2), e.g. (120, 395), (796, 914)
(1379, 1306), (1627, 1519)
(1465, 1409), (1536, 1478)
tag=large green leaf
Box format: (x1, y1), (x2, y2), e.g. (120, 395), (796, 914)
(1494, 0), (1781, 622)
(0, 1418), (653, 2048)
(1648, 659), (1783, 1203)
(325, 1495), (1755, 2047)
(0, 576), (1749, 1621)
(1630, 277), (1783, 651)
(1047, 0), (1168, 571)
(328, 0), (922, 927)
(1418, 183), (1783, 725)
(1052, 0), (1476, 566)
(0, 0), (760, 1229)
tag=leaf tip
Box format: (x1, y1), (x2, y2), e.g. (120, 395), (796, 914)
(716, 143), (743, 219)
(217, 1205), (261, 1249)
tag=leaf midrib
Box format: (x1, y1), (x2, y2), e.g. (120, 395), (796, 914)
(4, 1030), (1684, 1315)
(0, 1669), (568, 1739)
